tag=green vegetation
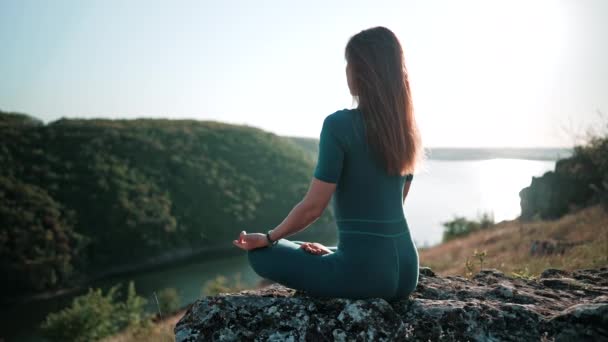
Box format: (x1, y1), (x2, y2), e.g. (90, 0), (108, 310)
(202, 272), (246, 296)
(464, 249), (487, 278)
(520, 113), (608, 219)
(0, 177), (88, 292)
(570, 122), (608, 205)
(0, 110), (336, 299)
(287, 136), (319, 160)
(155, 287), (181, 315)
(40, 281), (149, 342)
(0, 110), (43, 126)
(421, 205), (607, 277)
(511, 266), (537, 281)
(441, 212), (494, 242)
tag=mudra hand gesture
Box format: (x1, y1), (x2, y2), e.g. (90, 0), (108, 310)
(299, 242), (332, 255)
(232, 230), (332, 255)
(232, 230), (269, 251)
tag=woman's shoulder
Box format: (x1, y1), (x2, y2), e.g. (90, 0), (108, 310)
(323, 108), (359, 128)
(321, 109), (362, 149)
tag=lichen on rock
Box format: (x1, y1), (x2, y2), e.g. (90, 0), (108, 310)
(174, 267), (608, 341)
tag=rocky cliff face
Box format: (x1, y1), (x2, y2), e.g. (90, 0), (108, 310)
(519, 155), (602, 220)
(174, 267), (608, 341)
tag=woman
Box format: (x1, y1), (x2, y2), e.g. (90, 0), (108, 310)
(232, 26), (423, 301)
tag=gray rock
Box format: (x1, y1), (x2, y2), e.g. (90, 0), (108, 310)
(175, 267), (608, 341)
(519, 154), (600, 220)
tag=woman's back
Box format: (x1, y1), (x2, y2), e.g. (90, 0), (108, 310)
(246, 107), (419, 301)
(314, 108), (411, 226)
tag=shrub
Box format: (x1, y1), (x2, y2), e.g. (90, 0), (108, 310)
(40, 281), (149, 342)
(201, 272), (246, 296)
(512, 266), (537, 281)
(571, 122), (608, 206)
(155, 287), (181, 316)
(464, 249), (488, 278)
(118, 281), (148, 327)
(442, 212), (494, 242)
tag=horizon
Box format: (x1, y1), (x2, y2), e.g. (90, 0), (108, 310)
(1, 0), (607, 148)
(4, 108), (575, 149)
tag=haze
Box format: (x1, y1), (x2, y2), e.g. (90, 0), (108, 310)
(1, 0), (606, 147)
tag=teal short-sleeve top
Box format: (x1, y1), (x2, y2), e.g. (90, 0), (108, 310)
(313, 108), (413, 223)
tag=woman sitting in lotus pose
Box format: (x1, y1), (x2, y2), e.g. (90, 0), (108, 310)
(233, 26), (423, 301)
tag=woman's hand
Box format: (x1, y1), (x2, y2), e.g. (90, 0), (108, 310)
(299, 242), (332, 255)
(232, 230), (269, 251)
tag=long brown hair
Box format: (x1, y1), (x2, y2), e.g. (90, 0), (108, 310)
(345, 26), (423, 176)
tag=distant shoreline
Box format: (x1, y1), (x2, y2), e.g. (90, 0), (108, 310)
(286, 136), (572, 162)
(423, 147), (572, 161)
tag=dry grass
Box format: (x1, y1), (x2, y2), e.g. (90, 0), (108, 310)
(100, 309), (187, 342)
(419, 205), (608, 277)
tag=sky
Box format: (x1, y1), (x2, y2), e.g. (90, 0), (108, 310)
(1, 0), (606, 147)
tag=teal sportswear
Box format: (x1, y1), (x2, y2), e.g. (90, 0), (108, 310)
(247, 108), (419, 301)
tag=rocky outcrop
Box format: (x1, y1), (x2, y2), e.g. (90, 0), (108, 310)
(519, 154), (602, 220)
(174, 267), (608, 341)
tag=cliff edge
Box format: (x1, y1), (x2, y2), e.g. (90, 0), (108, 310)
(174, 267), (608, 341)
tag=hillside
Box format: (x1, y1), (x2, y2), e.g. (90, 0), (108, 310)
(287, 136), (319, 160)
(419, 205), (608, 277)
(423, 123), (607, 277)
(0, 111), (336, 299)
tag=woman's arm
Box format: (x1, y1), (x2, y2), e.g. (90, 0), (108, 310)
(268, 177), (336, 241)
(233, 113), (343, 251)
(232, 177), (336, 251)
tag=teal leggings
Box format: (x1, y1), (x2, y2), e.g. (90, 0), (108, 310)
(247, 221), (419, 301)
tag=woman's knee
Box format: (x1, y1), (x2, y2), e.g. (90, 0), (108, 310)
(247, 248), (271, 277)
